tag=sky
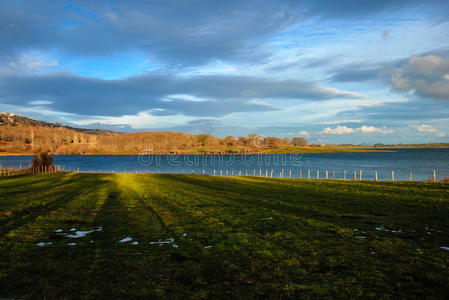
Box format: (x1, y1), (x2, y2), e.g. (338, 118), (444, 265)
(1, 0), (449, 144)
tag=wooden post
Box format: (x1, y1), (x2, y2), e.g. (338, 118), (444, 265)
(317, 170), (319, 180)
(259, 169), (262, 176)
(226, 170), (229, 176)
(239, 170), (242, 176)
(308, 169), (311, 179)
(203, 169), (205, 175)
(392, 170), (395, 182)
(281, 169), (284, 178)
(325, 170), (328, 180)
(253, 169), (256, 176)
(359, 170), (362, 181)
(214, 169), (216, 176)
(220, 170), (222, 176)
(289, 169), (292, 178)
(409, 171), (412, 182)
(333, 170), (335, 180)
(344, 170), (346, 180)
(265, 169), (268, 177)
(279, 171), (282, 178)
(246, 170), (248, 176)
(299, 169), (302, 179)
(270, 169), (273, 177)
(375, 170), (378, 181)
(232, 170), (234, 176)
(434, 169), (436, 182)
(353, 170), (356, 180)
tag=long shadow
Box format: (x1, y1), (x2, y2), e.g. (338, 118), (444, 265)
(153, 175), (392, 233)
(0, 174), (108, 238)
(0, 174), (80, 198)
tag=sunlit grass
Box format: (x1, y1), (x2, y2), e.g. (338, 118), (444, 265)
(1, 173), (448, 298)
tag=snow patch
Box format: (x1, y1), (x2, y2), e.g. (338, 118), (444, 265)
(37, 242), (53, 247)
(119, 237), (133, 243)
(440, 246), (449, 251)
(131, 241), (139, 245)
(150, 238), (175, 245)
(67, 242), (77, 246)
(204, 245), (213, 248)
(66, 230), (95, 239)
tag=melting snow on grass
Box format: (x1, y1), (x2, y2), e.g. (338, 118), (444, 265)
(375, 226), (402, 233)
(37, 242), (53, 247)
(67, 230), (96, 239)
(119, 237), (133, 243)
(204, 245), (213, 248)
(67, 242), (76, 246)
(440, 246), (449, 251)
(150, 238), (175, 245)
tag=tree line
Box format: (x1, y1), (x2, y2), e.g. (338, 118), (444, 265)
(0, 124), (308, 155)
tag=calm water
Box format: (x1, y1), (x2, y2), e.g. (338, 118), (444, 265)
(1, 148), (448, 181)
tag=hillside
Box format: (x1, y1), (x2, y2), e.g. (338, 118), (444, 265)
(0, 113), (308, 155)
(0, 112), (117, 136)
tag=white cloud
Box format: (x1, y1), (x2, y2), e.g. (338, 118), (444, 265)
(29, 100), (52, 105)
(391, 55), (449, 101)
(298, 130), (309, 137)
(410, 124), (436, 133)
(320, 125), (393, 135)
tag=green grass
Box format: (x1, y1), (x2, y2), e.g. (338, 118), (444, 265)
(1, 173), (449, 298)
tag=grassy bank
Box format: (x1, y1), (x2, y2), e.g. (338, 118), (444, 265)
(1, 173), (448, 298)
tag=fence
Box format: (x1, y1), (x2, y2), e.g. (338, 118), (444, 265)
(0, 165), (445, 182)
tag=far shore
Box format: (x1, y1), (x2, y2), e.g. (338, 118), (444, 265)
(0, 147), (394, 156)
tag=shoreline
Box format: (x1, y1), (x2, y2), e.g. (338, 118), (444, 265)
(0, 150), (391, 156)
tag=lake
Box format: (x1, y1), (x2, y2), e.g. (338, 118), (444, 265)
(1, 148), (448, 181)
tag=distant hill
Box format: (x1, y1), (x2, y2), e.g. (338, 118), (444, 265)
(0, 112), (309, 155)
(0, 112), (117, 136)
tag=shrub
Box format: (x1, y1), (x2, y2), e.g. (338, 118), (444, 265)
(31, 153), (54, 169)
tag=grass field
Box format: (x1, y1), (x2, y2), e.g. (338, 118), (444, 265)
(1, 173), (449, 298)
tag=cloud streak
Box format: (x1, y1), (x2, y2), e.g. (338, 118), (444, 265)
(0, 73), (366, 117)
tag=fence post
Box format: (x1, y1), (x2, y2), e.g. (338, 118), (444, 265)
(344, 170), (346, 180)
(246, 170), (248, 176)
(434, 170), (436, 182)
(259, 169), (262, 176)
(265, 169), (268, 177)
(253, 169), (256, 176)
(392, 170), (395, 182)
(270, 169), (273, 177)
(308, 169), (311, 179)
(239, 170), (242, 176)
(360, 170), (362, 181)
(375, 170), (378, 181)
(333, 170), (335, 180)
(409, 171), (412, 182)
(299, 169), (302, 179)
(325, 170), (328, 180)
(317, 170), (319, 180)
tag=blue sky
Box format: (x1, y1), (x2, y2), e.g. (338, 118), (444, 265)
(1, 0), (449, 144)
